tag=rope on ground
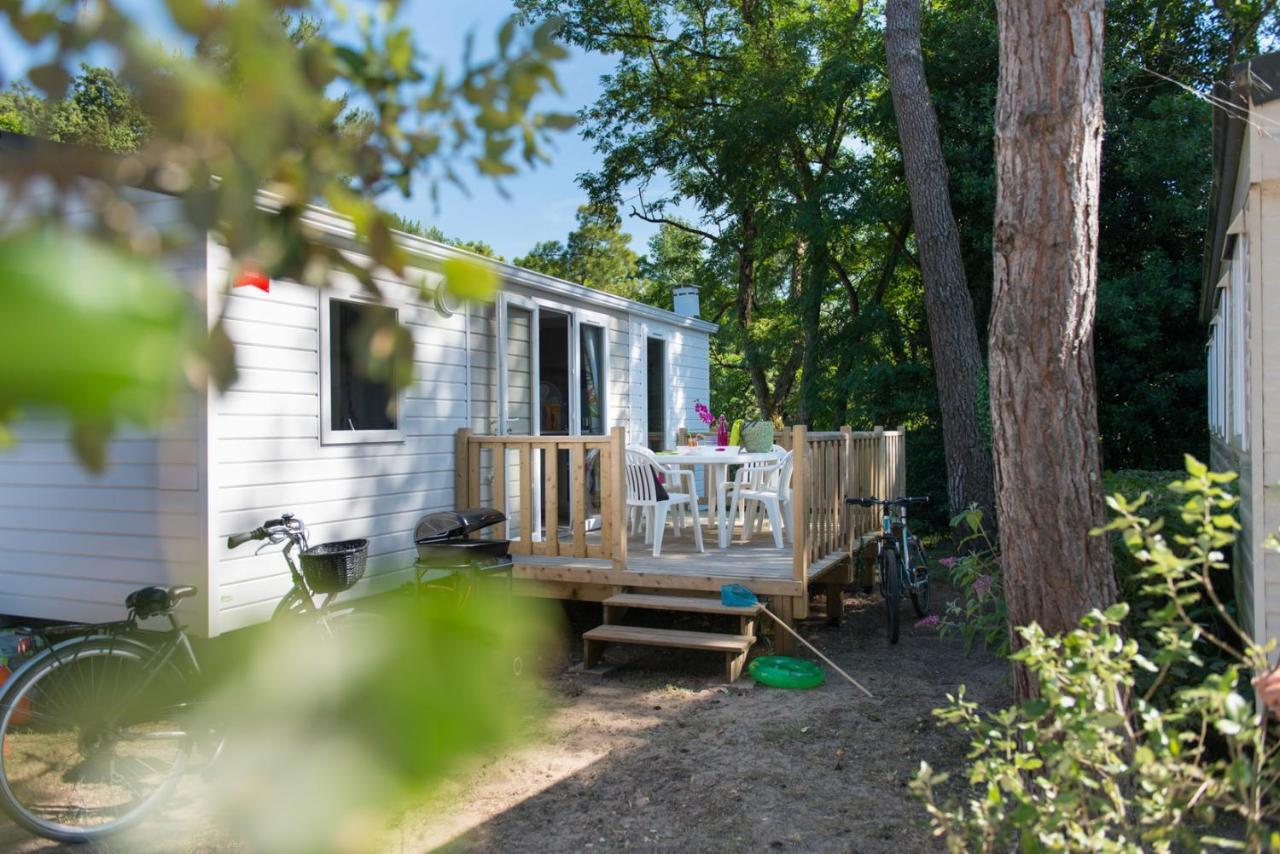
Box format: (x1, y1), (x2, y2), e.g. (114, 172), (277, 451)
(759, 605), (874, 699)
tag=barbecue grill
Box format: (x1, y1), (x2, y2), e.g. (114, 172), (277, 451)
(412, 507), (513, 596)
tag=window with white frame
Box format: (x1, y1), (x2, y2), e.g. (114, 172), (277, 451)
(1208, 317), (1225, 438)
(1231, 236), (1248, 449)
(320, 295), (404, 444)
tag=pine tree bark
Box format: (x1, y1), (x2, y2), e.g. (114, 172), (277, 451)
(990, 0), (1118, 698)
(884, 0), (995, 525)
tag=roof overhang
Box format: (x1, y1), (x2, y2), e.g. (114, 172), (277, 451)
(1201, 52), (1280, 323)
(0, 131), (718, 335)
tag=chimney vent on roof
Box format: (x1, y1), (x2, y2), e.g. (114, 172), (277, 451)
(673, 285), (700, 319)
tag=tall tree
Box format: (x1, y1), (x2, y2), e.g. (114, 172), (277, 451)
(990, 0), (1117, 697)
(514, 203), (644, 297)
(884, 0), (994, 524)
(518, 0), (875, 425)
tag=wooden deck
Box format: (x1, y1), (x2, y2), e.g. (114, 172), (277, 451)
(456, 424), (904, 636)
(512, 523), (863, 601)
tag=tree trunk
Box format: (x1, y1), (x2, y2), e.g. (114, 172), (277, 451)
(884, 0), (995, 526)
(735, 206), (774, 419)
(990, 0), (1118, 698)
(797, 238), (827, 425)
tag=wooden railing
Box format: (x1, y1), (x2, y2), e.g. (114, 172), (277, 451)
(789, 425), (907, 586)
(457, 423), (906, 587)
(454, 426), (628, 568)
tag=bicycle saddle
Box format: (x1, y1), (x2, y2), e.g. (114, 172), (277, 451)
(126, 586), (198, 619)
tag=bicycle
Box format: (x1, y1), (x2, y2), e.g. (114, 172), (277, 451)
(0, 513), (365, 844)
(847, 496), (932, 644)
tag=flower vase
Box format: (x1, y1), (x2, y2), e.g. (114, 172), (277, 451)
(715, 416), (729, 447)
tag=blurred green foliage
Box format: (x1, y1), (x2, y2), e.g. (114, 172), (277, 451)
(0, 229), (193, 467)
(203, 591), (560, 852)
(0, 0), (572, 467)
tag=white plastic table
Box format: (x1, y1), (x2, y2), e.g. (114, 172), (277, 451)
(656, 446), (785, 544)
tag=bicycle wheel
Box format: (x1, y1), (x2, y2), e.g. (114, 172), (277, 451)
(271, 585), (318, 621)
(908, 535), (931, 618)
(273, 585), (380, 641)
(0, 638), (193, 843)
(880, 548), (902, 645)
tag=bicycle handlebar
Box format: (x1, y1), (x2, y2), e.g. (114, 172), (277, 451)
(226, 528), (265, 549)
(226, 514), (307, 550)
(845, 496), (930, 507)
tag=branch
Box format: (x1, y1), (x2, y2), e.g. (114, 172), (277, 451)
(630, 190), (721, 243)
(828, 254), (860, 317)
(590, 26), (727, 63)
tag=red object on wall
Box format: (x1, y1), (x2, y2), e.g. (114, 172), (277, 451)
(235, 270), (270, 292)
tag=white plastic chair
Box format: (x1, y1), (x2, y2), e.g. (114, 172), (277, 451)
(717, 452), (789, 549)
(624, 448), (704, 557)
(626, 446), (698, 535)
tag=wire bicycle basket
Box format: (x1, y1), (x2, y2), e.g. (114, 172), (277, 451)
(299, 539), (368, 593)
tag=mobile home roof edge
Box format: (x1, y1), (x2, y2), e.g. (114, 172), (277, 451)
(1201, 52), (1280, 324)
(0, 130), (718, 334)
(292, 202), (719, 334)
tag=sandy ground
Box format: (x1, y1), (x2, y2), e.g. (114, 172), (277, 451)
(0, 583), (1010, 853)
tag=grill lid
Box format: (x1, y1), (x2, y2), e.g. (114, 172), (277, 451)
(414, 507), (506, 543)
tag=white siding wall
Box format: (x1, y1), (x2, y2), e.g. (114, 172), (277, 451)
(1258, 182), (1280, 660)
(208, 244), (468, 634)
(0, 190), (210, 631)
(627, 315), (711, 449)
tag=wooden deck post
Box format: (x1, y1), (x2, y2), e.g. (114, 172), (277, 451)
(873, 425), (886, 499)
(895, 425), (907, 497)
(840, 425), (854, 545)
(454, 428), (471, 511)
(791, 425), (809, 589)
(773, 596), (797, 656)
(610, 426), (628, 571)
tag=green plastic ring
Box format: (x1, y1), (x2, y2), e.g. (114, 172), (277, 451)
(747, 655), (825, 689)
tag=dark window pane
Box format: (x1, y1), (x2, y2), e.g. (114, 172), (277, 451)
(330, 300), (396, 432)
(646, 337), (665, 450)
(580, 324), (604, 435)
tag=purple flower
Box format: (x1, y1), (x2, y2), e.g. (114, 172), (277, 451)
(972, 574), (993, 597)
(694, 401), (715, 426)
(938, 556), (958, 569)
(916, 615), (941, 629)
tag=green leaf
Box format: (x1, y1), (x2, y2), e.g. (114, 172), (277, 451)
(0, 228), (191, 466)
(1184, 454), (1207, 479)
(442, 257), (500, 302)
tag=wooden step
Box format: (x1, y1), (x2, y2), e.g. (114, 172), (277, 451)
(602, 593), (763, 617)
(583, 625), (755, 682)
(584, 624), (754, 652)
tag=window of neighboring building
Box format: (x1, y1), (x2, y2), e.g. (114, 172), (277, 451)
(1232, 237), (1248, 450)
(321, 296), (403, 444)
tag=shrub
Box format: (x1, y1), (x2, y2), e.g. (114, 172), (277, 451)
(937, 506), (1007, 657)
(1103, 469), (1237, 700)
(912, 456), (1280, 852)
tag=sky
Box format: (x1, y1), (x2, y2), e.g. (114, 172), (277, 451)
(0, 0), (676, 262)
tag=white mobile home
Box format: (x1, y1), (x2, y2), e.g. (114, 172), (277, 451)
(1202, 52), (1280, 657)
(0, 145), (714, 637)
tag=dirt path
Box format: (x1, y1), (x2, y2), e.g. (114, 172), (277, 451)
(394, 585), (1009, 853)
(0, 584), (1009, 853)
